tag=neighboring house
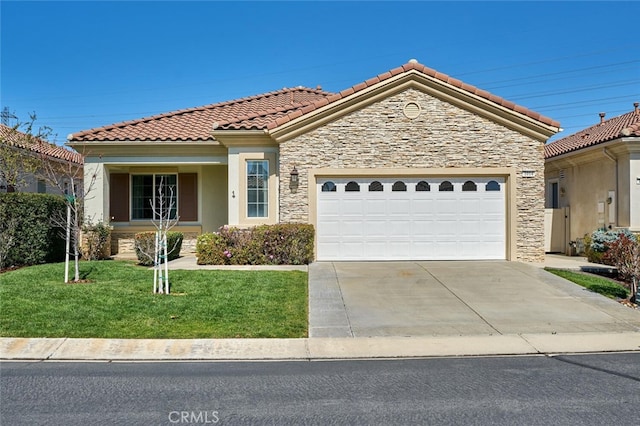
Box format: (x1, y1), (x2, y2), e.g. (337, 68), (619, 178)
(68, 60), (560, 262)
(544, 103), (640, 254)
(0, 123), (83, 195)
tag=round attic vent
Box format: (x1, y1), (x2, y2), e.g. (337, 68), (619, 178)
(403, 102), (421, 119)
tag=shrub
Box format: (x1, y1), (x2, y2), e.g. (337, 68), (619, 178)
(0, 192), (66, 268)
(195, 233), (226, 265)
(586, 228), (636, 265)
(254, 224), (315, 265)
(196, 224), (314, 265)
(603, 234), (639, 302)
(81, 221), (112, 260)
(134, 231), (183, 266)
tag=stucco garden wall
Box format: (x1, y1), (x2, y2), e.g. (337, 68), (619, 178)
(279, 88), (546, 262)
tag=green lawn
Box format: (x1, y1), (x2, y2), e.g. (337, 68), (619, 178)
(0, 261), (308, 339)
(545, 268), (629, 300)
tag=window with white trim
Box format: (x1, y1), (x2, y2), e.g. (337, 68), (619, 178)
(132, 174), (177, 220)
(247, 160), (269, 218)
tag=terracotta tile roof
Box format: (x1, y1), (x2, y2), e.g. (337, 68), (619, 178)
(70, 60), (559, 142)
(70, 87), (334, 142)
(267, 60), (561, 130)
(1, 124), (83, 165)
(544, 104), (640, 159)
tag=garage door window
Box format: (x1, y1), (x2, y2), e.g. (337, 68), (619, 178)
(416, 181), (430, 191)
(462, 181), (477, 191)
(392, 181), (407, 191)
(369, 181), (383, 192)
(486, 180), (501, 191)
(322, 181), (336, 192)
(439, 181), (454, 191)
(345, 181), (360, 192)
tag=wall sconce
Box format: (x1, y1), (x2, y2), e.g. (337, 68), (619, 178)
(606, 197), (612, 204)
(290, 166), (299, 185)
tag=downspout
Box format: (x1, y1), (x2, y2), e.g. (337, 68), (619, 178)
(603, 147), (618, 226)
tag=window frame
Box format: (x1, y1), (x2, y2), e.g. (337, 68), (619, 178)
(246, 159), (269, 218)
(130, 173), (178, 221)
(547, 179), (560, 208)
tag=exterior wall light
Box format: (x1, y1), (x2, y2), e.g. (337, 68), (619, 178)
(290, 166), (299, 185)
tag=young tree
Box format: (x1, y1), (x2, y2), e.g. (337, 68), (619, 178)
(134, 177), (180, 294)
(39, 150), (96, 283)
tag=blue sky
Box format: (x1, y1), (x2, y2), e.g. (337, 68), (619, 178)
(1, 1), (639, 145)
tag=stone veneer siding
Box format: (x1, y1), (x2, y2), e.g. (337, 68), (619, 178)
(279, 88), (545, 262)
(111, 232), (199, 255)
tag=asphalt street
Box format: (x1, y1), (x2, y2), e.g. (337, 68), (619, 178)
(2, 353), (639, 425)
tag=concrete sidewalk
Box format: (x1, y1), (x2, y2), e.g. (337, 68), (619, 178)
(2, 332), (639, 361)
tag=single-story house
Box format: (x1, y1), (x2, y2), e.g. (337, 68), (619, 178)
(544, 103), (640, 253)
(1, 123), (83, 194)
(68, 60), (560, 262)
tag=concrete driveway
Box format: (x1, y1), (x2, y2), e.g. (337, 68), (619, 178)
(309, 261), (640, 337)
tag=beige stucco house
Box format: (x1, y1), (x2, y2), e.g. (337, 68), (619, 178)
(68, 60), (560, 262)
(544, 104), (640, 254)
(1, 123), (83, 195)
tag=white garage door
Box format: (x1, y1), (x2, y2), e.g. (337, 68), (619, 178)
(317, 177), (506, 261)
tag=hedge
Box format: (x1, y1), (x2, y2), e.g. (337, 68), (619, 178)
(0, 192), (66, 268)
(196, 224), (314, 265)
(134, 231), (184, 266)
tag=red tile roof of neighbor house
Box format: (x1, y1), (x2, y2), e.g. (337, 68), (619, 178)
(70, 60), (560, 142)
(0, 124), (83, 165)
(544, 103), (640, 159)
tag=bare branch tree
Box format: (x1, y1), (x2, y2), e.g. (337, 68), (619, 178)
(36, 140), (96, 283)
(134, 177), (180, 294)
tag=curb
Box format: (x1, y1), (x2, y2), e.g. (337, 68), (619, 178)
(2, 332), (639, 362)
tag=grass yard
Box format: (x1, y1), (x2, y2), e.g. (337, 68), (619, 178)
(0, 261), (308, 339)
(545, 268), (629, 300)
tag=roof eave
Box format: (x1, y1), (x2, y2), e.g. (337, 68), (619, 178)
(269, 70), (560, 143)
(67, 139), (222, 148)
(545, 137), (640, 163)
(210, 129), (277, 147)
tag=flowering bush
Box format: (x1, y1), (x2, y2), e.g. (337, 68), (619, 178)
(196, 224), (314, 265)
(587, 228), (636, 264)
